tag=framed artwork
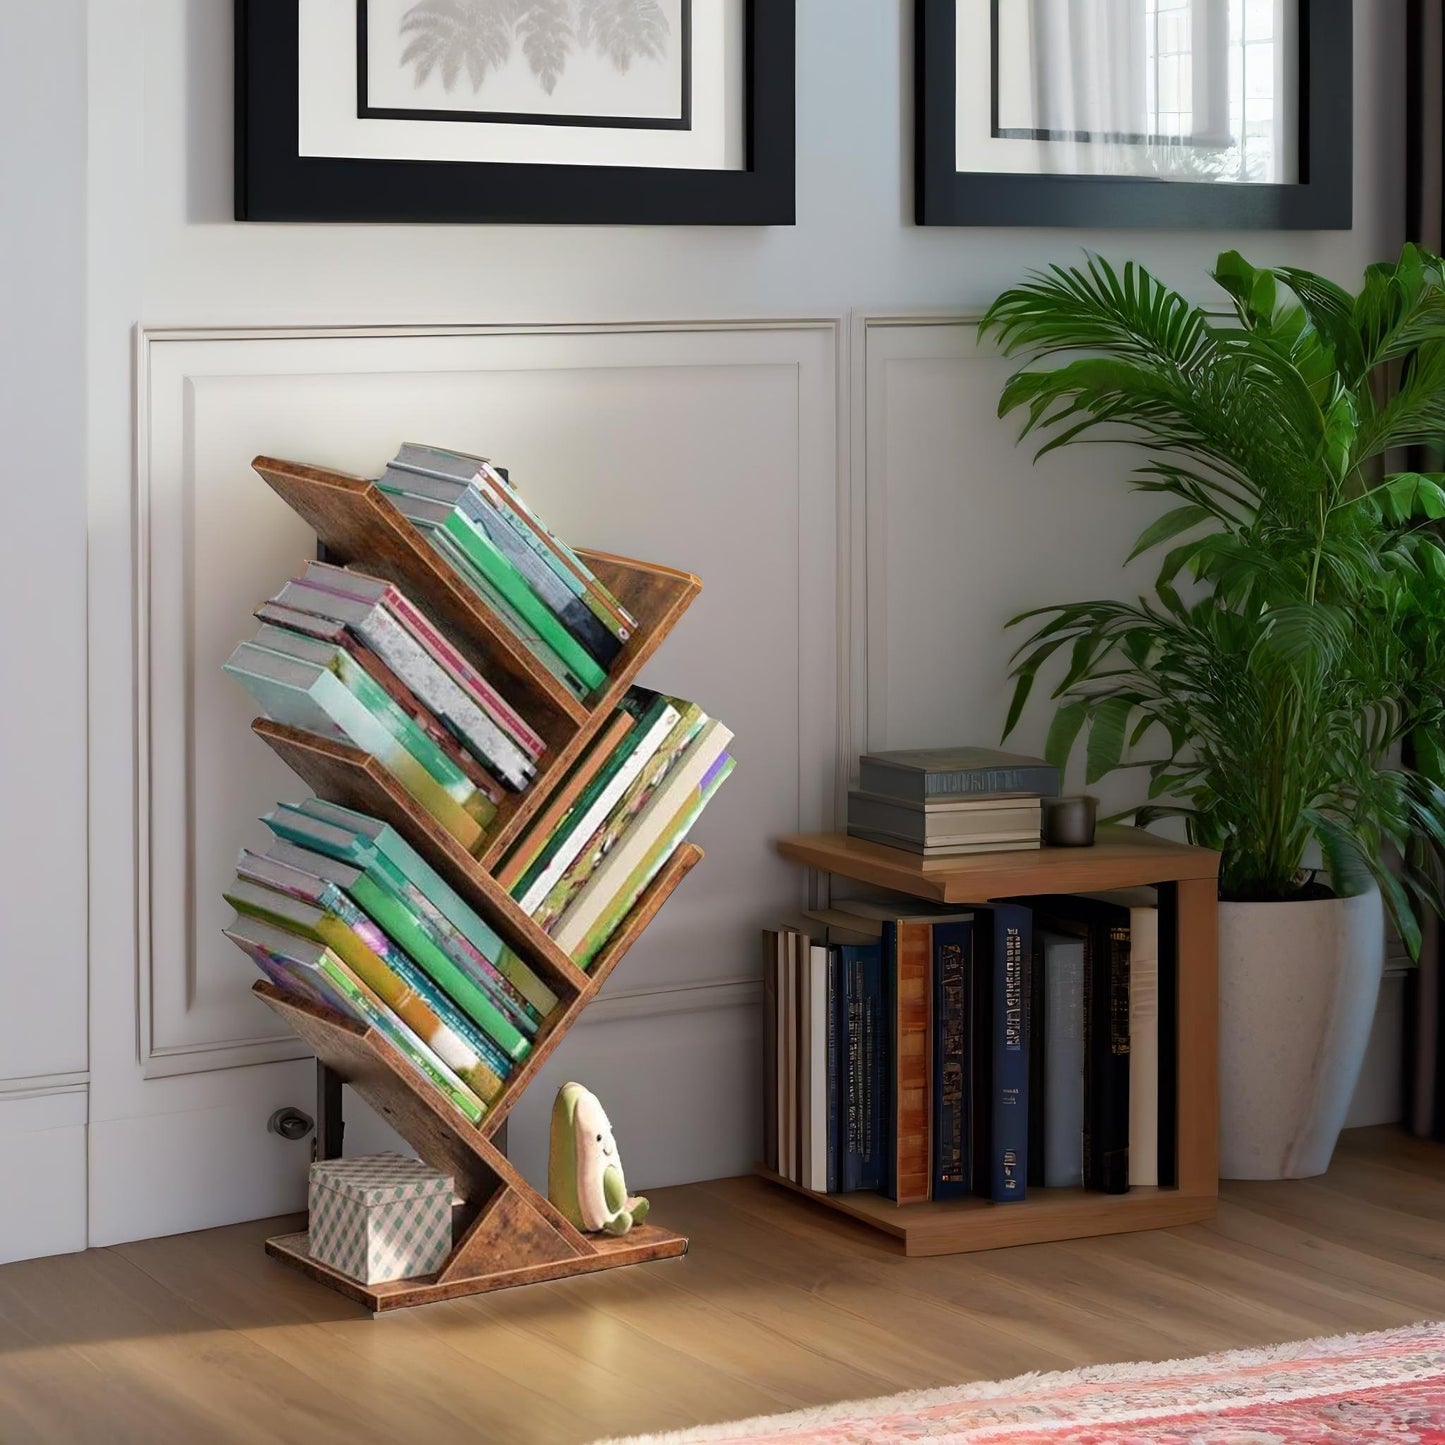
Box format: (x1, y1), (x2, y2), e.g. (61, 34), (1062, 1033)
(235, 0), (794, 224)
(916, 0), (1352, 229)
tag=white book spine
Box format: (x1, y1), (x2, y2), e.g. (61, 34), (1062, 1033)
(515, 706), (680, 914)
(357, 605), (534, 790)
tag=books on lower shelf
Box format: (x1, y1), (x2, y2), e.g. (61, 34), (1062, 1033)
(762, 888), (1170, 1204)
(222, 444), (733, 1129)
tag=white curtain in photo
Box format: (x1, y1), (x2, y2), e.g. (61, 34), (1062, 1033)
(1027, 0), (1150, 143)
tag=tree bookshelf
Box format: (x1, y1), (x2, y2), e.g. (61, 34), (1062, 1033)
(242, 456), (703, 1311)
(762, 827), (1220, 1257)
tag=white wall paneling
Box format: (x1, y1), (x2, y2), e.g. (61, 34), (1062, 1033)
(89, 320), (838, 1238)
(65, 0), (1407, 1257)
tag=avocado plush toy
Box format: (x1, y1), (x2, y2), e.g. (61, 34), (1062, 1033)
(548, 1082), (650, 1236)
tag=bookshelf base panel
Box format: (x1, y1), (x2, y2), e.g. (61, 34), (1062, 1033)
(756, 1166), (1215, 1257)
(265, 1224), (689, 1313)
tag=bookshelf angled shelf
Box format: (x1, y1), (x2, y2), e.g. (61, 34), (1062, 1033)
(251, 456), (703, 870)
(767, 826), (1221, 1257)
(242, 455), (705, 1311)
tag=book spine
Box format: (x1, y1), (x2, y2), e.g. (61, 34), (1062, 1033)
(355, 605), (535, 790)
(931, 921), (970, 1201)
(1026, 929), (1046, 1190)
(1043, 930), (1087, 1189)
(532, 710), (705, 932)
(989, 906), (1030, 1203)
(763, 931), (779, 1175)
(879, 924), (896, 1201)
(474, 465), (638, 636)
(1157, 886), (1178, 1189)
(862, 950), (884, 1193)
(886, 921), (932, 1205)
(839, 948), (865, 1192)
(826, 949), (839, 1194)
(1128, 907), (1160, 1189)
(421, 525), (588, 697)
(513, 703), (681, 912)
(451, 488), (623, 668)
(1087, 922), (1131, 1194)
(858, 760), (1059, 801)
(316, 956), (487, 1125)
(329, 649), (488, 819)
(377, 590), (543, 758)
(439, 511), (608, 693)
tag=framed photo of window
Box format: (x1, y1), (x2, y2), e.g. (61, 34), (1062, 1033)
(235, 0), (795, 224)
(916, 0), (1351, 228)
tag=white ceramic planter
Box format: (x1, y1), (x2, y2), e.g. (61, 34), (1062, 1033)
(1217, 888), (1384, 1180)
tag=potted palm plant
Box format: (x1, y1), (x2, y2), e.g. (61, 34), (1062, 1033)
(982, 246), (1445, 1179)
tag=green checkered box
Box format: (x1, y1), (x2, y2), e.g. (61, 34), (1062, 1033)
(308, 1153), (454, 1285)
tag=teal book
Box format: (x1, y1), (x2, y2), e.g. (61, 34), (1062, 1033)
(248, 623), (490, 825)
(223, 915), (486, 1124)
(236, 847), (512, 1097)
(393, 492), (607, 695)
(268, 795), (559, 1019)
(385, 444), (636, 638)
(377, 469), (622, 669)
(421, 524), (588, 698)
(223, 642), (484, 855)
(262, 836), (516, 1080)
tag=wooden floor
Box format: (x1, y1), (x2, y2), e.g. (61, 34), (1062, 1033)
(2, 1126), (1444, 1445)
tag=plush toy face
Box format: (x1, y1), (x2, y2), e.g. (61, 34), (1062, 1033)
(574, 1090), (616, 1163)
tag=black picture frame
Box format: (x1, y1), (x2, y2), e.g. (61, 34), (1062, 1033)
(235, 0), (795, 225)
(916, 0), (1353, 229)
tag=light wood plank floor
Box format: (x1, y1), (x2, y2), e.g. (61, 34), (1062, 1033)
(2, 1126), (1444, 1444)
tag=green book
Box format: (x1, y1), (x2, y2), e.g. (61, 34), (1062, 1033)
(223, 642), (484, 854)
(229, 856), (507, 1102)
(514, 692), (682, 914)
(250, 623), (492, 827)
(223, 914), (485, 1125)
(394, 493), (607, 695)
(264, 796), (558, 1020)
(257, 807), (530, 1061)
(258, 839), (516, 1081)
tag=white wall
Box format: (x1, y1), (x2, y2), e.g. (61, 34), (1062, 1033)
(23, 0), (1403, 1258)
(0, 0), (90, 1263)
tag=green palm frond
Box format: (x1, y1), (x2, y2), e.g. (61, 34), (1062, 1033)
(988, 245), (1445, 954)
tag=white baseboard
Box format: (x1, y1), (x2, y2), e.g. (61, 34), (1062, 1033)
(0, 1088), (88, 1264)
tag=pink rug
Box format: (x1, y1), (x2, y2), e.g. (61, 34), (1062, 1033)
(597, 1321), (1445, 1443)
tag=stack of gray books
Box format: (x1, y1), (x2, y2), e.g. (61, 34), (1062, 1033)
(847, 748), (1059, 856)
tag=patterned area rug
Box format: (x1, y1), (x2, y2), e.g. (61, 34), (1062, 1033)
(596, 1321), (1445, 1443)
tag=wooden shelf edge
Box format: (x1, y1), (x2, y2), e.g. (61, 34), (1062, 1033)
(265, 1223), (689, 1313)
(776, 827), (1221, 903)
(755, 1166), (1217, 1256)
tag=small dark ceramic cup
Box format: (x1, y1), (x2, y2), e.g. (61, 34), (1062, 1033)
(1043, 795), (1098, 847)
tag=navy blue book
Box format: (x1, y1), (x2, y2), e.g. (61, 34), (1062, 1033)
(838, 943), (884, 1192)
(970, 904), (1032, 1203)
(931, 920), (972, 1200)
(826, 949), (840, 1194)
(878, 923), (897, 1201)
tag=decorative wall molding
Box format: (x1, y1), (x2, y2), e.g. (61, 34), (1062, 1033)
(0, 1071), (90, 1102)
(135, 318), (841, 1079)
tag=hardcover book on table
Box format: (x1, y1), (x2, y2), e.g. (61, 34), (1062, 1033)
(858, 748), (1060, 803)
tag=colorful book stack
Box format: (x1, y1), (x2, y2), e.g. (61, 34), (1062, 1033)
(847, 748), (1059, 856)
(222, 445), (735, 1126)
(762, 889), (1168, 1204)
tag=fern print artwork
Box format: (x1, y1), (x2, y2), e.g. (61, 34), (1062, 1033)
(362, 0), (688, 120)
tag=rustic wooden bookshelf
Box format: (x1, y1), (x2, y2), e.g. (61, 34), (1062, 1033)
(241, 456), (705, 1310)
(763, 826), (1220, 1257)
